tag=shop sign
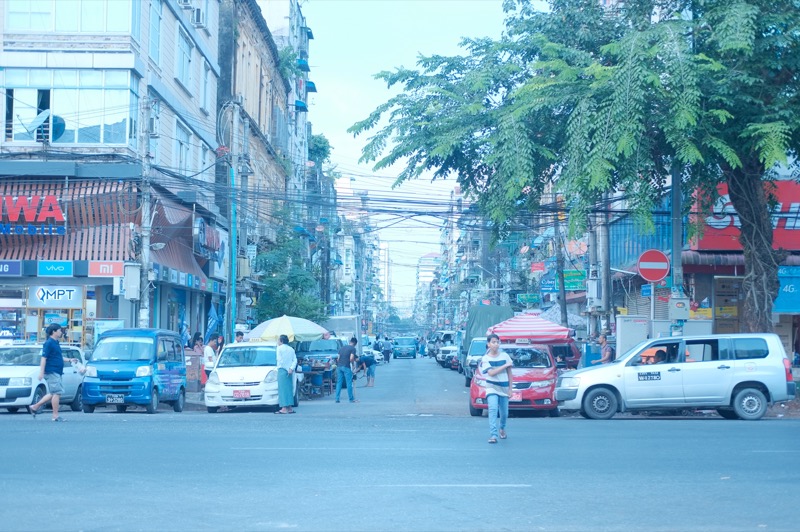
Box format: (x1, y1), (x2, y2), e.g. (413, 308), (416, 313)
(516, 293), (541, 304)
(89, 261), (123, 277)
(194, 218), (228, 266)
(774, 266), (800, 313)
(37, 260), (73, 277)
(187, 274), (194, 288)
(540, 270), (586, 292)
(0, 260), (21, 276)
(530, 262), (545, 273)
(207, 228), (229, 281)
(28, 285), (83, 309)
(170, 269), (178, 284)
(179, 272), (186, 286)
(0, 195), (66, 236)
(200, 278), (207, 291)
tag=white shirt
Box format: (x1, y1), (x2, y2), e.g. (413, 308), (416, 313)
(276, 344), (297, 372)
(479, 350), (513, 397)
(203, 345), (217, 370)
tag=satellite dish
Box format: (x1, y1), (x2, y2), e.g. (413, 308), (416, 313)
(51, 115), (65, 141)
(21, 110), (51, 135)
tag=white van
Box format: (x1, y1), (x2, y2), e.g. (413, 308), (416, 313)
(555, 333), (796, 420)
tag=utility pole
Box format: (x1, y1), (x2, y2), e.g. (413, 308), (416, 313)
(553, 197), (568, 327)
(226, 103), (240, 341)
(138, 97), (152, 329)
(587, 214), (598, 337)
(598, 192), (611, 332)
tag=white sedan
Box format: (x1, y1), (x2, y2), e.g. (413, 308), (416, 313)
(204, 341), (300, 413)
(0, 344), (86, 413)
(363, 347), (383, 363)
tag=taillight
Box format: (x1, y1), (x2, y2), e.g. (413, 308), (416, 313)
(784, 358), (793, 382)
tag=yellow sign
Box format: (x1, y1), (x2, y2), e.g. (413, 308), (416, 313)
(690, 308), (712, 319)
(716, 306), (738, 318)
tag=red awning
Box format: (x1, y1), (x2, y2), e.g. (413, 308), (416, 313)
(487, 314), (573, 342)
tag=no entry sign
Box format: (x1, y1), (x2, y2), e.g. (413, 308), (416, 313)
(637, 249), (670, 283)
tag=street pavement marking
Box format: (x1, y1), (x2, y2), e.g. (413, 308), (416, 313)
(374, 484), (532, 488)
(232, 447), (490, 452)
(751, 450), (800, 453)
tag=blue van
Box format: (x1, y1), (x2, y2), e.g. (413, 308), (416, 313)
(82, 329), (186, 414)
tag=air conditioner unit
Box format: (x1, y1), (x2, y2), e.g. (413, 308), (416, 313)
(148, 116), (160, 138)
(191, 8), (205, 28)
(177, 0), (193, 9)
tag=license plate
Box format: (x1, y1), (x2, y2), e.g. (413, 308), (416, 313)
(511, 392), (522, 402)
(106, 394), (124, 404)
(233, 389), (250, 399)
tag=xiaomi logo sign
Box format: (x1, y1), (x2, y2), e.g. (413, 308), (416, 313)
(89, 261), (124, 277)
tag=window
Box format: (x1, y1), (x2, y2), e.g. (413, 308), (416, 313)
(149, 99), (160, 158)
(149, 1), (162, 65)
(8, 0), (130, 32)
(175, 122), (191, 175)
(131, 0), (141, 40)
(200, 145), (211, 180)
(177, 29), (193, 90)
(201, 61), (211, 113)
(684, 339), (720, 362)
(7, 0), (53, 31)
(732, 338), (769, 360)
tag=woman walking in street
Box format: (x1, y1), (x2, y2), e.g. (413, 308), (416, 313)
(276, 334), (297, 414)
(478, 333), (513, 444)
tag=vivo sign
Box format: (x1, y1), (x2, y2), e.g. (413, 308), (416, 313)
(38, 261), (73, 277)
(28, 285), (83, 309)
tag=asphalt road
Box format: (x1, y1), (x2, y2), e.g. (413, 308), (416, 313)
(2, 356), (798, 532)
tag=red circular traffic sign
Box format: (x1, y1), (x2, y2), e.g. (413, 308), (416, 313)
(637, 249), (670, 283)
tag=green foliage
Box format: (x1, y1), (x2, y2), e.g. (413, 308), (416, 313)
(278, 46), (302, 81)
(308, 133), (332, 164)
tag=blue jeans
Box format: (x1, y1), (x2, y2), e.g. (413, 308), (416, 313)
(487, 394), (508, 438)
(335, 366), (354, 402)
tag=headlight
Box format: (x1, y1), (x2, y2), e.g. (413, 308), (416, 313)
(264, 370), (277, 383)
(84, 366), (97, 378)
(135, 366), (153, 377)
(208, 372), (220, 385)
(558, 376), (580, 388)
(531, 379), (555, 388)
(8, 377), (31, 386)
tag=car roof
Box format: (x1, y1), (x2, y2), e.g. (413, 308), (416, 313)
(223, 341), (277, 348)
(99, 328), (179, 338)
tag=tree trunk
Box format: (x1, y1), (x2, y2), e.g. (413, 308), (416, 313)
(725, 162), (781, 333)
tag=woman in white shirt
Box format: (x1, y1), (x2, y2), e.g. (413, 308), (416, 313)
(276, 334), (297, 414)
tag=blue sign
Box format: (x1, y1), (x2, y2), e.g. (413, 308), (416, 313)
(37, 261), (73, 277)
(642, 284), (652, 297)
(774, 266), (800, 313)
(0, 260), (21, 276)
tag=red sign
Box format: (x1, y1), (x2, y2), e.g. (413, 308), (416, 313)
(692, 181), (800, 251)
(638, 249), (670, 283)
(530, 262), (545, 273)
(1, 195), (65, 222)
(89, 261), (124, 277)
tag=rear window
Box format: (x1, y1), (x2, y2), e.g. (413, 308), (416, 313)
(299, 339), (341, 353)
(217, 346), (277, 368)
(395, 337), (416, 346)
(508, 348), (552, 368)
(93, 337), (154, 361)
(732, 338), (769, 360)
(0, 347), (42, 366)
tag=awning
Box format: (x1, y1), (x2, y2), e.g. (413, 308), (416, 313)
(295, 100), (308, 112)
(487, 313), (573, 342)
(297, 59), (310, 72)
(306, 81), (317, 92)
(151, 239), (206, 280)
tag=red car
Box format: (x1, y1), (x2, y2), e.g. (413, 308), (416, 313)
(469, 344), (559, 417)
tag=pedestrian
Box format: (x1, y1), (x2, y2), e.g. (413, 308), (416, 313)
(276, 334), (297, 414)
(478, 333), (513, 444)
(355, 352), (377, 387)
(191, 332), (203, 354)
(592, 334), (614, 365)
(419, 336), (427, 357)
(29, 324), (79, 422)
(203, 336), (218, 380)
(381, 336), (392, 364)
(216, 334), (225, 354)
(235, 331), (244, 343)
(335, 337), (359, 403)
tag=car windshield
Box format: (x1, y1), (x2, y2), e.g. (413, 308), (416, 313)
(92, 337), (153, 361)
(395, 337), (415, 346)
(0, 346), (42, 365)
(469, 340), (487, 356)
(507, 348), (552, 368)
(217, 346), (277, 368)
(301, 339), (340, 352)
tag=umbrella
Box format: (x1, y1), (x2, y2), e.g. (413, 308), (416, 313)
(487, 313), (573, 342)
(245, 315), (328, 342)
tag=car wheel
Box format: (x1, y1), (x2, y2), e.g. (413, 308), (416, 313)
(582, 387), (618, 420)
(173, 389), (185, 412)
(7, 407), (19, 413)
(145, 388), (159, 414)
(116, 405), (128, 413)
(70, 385), (83, 412)
(716, 408), (739, 420)
(548, 408), (561, 417)
(465, 376), (471, 387)
(469, 403), (482, 417)
(413, 355), (417, 359)
(83, 404), (95, 413)
(732, 388), (767, 420)
(207, 406), (219, 413)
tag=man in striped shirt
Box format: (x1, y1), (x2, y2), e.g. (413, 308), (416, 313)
(478, 333), (514, 443)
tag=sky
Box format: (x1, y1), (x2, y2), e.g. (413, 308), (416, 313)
(300, 0), (508, 314)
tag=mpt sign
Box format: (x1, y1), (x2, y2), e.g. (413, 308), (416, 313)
(28, 285), (83, 309)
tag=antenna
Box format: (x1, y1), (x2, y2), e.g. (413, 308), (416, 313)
(16, 110), (50, 140)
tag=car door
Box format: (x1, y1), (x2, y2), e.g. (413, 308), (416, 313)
(155, 337), (172, 398)
(623, 340), (685, 407)
(60, 347), (81, 401)
(680, 338), (733, 404)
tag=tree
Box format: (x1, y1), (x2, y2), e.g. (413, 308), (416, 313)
(350, 0), (800, 332)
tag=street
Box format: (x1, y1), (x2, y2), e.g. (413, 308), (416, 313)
(2, 357), (798, 532)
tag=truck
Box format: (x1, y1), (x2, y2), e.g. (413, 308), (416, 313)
(459, 304), (515, 374)
(322, 315), (362, 355)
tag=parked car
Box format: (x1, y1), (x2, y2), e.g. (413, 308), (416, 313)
(296, 337), (344, 366)
(555, 333), (796, 420)
(204, 341), (300, 413)
(437, 345), (459, 368)
(0, 343), (86, 413)
(393, 336), (417, 359)
(82, 329), (186, 414)
(469, 344), (559, 417)
(428, 330), (456, 359)
(363, 347), (383, 363)
(463, 337), (487, 387)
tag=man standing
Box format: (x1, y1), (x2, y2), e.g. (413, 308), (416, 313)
(276, 334), (297, 414)
(592, 334), (614, 365)
(381, 336), (393, 364)
(335, 337), (358, 403)
(29, 324), (77, 422)
(203, 336), (218, 379)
